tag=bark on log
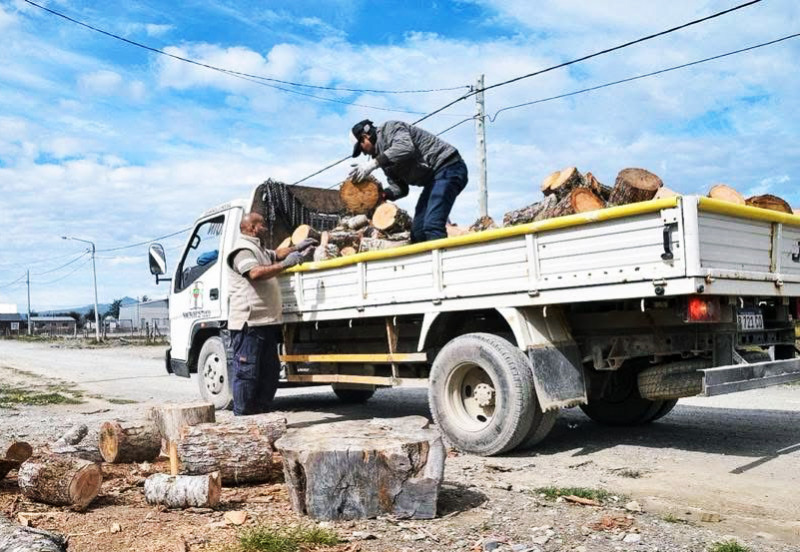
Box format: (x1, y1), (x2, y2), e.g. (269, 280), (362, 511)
(469, 216), (497, 232)
(100, 419), (162, 463)
(359, 237), (411, 252)
(313, 232), (340, 262)
(503, 194), (558, 226)
(276, 416), (445, 520)
(54, 425), (87, 447)
(339, 214), (370, 231)
(327, 231), (361, 250)
(4, 442), (33, 462)
(150, 403), (216, 442)
(177, 414), (287, 485)
(540, 170), (562, 195)
(50, 425), (103, 463)
(340, 176), (383, 215)
(585, 172), (612, 202)
(0, 459), (21, 479)
(608, 168), (663, 206)
(372, 203), (412, 234)
(362, 226), (386, 239)
(0, 516), (67, 552)
(708, 184), (745, 205)
(291, 225), (321, 246)
(144, 472), (221, 509)
(746, 194), (792, 214)
(340, 246), (357, 257)
(17, 454), (102, 511)
(547, 167), (586, 199)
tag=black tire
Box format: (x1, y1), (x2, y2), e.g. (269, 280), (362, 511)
(739, 350), (771, 363)
(429, 333), (536, 456)
(648, 399), (679, 422)
(332, 385), (376, 403)
(516, 407), (559, 450)
(196, 336), (233, 410)
(581, 368), (663, 426)
(637, 359), (707, 401)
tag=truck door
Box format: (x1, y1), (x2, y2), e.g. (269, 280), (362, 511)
(170, 215), (227, 362)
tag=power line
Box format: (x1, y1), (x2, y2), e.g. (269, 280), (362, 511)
(488, 32), (800, 122)
(0, 248), (91, 269)
(0, 273), (26, 289)
(96, 227), (192, 253)
(31, 250), (90, 276)
(20, 0), (470, 99)
(413, 0), (764, 125)
(37, 258), (93, 286)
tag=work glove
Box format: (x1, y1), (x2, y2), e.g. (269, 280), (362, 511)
(349, 158), (379, 183)
(294, 238), (318, 252)
(280, 251), (305, 269)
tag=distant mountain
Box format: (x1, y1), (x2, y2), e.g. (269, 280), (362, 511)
(39, 296), (137, 316)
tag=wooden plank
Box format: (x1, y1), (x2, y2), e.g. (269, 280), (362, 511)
(280, 353), (427, 363)
(286, 374), (429, 387)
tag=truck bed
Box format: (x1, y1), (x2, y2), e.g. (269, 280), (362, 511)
(279, 196), (800, 322)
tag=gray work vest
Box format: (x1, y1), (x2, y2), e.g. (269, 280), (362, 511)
(226, 234), (282, 331)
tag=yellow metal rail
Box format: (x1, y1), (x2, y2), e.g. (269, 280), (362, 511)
(280, 353), (427, 363)
(697, 197), (800, 226)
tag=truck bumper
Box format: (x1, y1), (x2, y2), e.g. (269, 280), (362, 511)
(701, 357), (800, 396)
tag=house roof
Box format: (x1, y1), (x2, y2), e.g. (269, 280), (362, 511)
(31, 316), (77, 323)
(0, 313), (24, 322)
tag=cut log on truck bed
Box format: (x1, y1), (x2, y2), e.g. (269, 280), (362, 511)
(539, 188), (604, 220)
(291, 224), (321, 246)
(546, 167), (586, 199)
(340, 176), (383, 214)
(17, 454), (102, 511)
(144, 472), (221, 509)
(469, 215), (497, 232)
(503, 194), (558, 226)
(372, 203), (412, 234)
(746, 194), (792, 213)
(0, 516), (67, 552)
(99, 418), (162, 463)
(585, 172), (612, 202)
(708, 184), (745, 205)
(608, 168), (663, 205)
(359, 237), (410, 252)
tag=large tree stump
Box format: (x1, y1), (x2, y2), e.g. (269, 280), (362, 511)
(151, 403), (215, 475)
(372, 203), (412, 234)
(291, 225), (321, 246)
(0, 516), (67, 552)
(359, 237), (410, 252)
(708, 184), (745, 205)
(746, 194), (792, 214)
(340, 176), (383, 214)
(177, 414), (287, 485)
(144, 472), (221, 509)
(608, 168), (663, 205)
(100, 419), (162, 463)
(276, 416), (446, 520)
(18, 455), (102, 511)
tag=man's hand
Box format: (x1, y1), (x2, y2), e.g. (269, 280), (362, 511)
(349, 159), (378, 182)
(280, 251), (305, 269)
(294, 238), (318, 252)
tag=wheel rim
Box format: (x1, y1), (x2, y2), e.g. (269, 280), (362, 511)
(444, 361), (497, 432)
(202, 354), (225, 395)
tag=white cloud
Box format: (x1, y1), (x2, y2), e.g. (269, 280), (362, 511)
(145, 23), (173, 37)
(78, 70), (124, 95)
(0, 4), (17, 29)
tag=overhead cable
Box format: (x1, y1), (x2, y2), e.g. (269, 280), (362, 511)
(37, 258), (93, 285)
(32, 250), (90, 276)
(0, 273), (27, 289)
(96, 227), (192, 253)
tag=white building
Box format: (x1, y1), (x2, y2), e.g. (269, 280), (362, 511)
(118, 298), (169, 332)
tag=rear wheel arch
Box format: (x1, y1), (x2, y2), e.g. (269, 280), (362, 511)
(418, 309), (516, 352)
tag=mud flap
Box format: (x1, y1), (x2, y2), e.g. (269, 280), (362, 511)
(527, 343), (587, 411)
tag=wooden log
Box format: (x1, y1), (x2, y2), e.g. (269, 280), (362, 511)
(144, 472), (221, 509)
(17, 454), (102, 511)
(49, 424), (103, 463)
(177, 414), (287, 485)
(100, 419), (162, 464)
(446, 224), (471, 238)
(540, 170), (561, 195)
(340, 246), (357, 257)
(359, 237), (410, 252)
(0, 459), (21, 480)
(585, 172), (612, 202)
(362, 226), (386, 239)
(340, 176), (383, 214)
(372, 203), (412, 233)
(0, 516), (67, 552)
(794, 208), (800, 216)
(313, 232), (340, 262)
(340, 214), (370, 231)
(469, 216), (497, 232)
(608, 168), (663, 206)
(54, 424), (87, 447)
(327, 230), (361, 250)
(291, 225), (321, 246)
(278, 237), (292, 250)
(708, 184), (745, 205)
(503, 194), (558, 226)
(653, 187), (679, 200)
(570, 188), (605, 214)
(746, 194), (792, 214)
(4, 442), (33, 462)
(151, 403), (215, 476)
(548, 167), (586, 199)
(276, 416), (445, 520)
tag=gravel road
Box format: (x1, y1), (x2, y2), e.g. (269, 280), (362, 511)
(1, 339), (799, 551)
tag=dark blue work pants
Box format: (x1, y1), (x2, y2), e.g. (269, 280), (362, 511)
(230, 324), (280, 416)
(411, 159), (469, 243)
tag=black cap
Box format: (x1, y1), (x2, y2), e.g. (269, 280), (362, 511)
(350, 119), (374, 158)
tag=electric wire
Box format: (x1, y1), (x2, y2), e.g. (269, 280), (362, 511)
(20, 0), (470, 100)
(36, 257), (93, 286)
(96, 227), (192, 253)
(31, 250), (90, 276)
(0, 273), (27, 289)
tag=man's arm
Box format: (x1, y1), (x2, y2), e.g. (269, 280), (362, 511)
(233, 249), (304, 282)
(275, 238), (317, 261)
(383, 175), (409, 201)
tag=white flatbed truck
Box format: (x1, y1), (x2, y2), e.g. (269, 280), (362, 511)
(149, 184), (800, 455)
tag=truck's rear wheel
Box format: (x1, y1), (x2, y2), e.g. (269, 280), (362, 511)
(429, 333), (536, 456)
(332, 385), (376, 403)
(648, 399), (679, 422)
(581, 368), (663, 426)
(197, 336), (233, 410)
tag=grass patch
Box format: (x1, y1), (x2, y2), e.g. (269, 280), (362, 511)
(534, 486), (614, 502)
(663, 513), (685, 524)
(708, 540), (751, 552)
(107, 397), (138, 405)
(238, 526), (340, 552)
(0, 383), (84, 408)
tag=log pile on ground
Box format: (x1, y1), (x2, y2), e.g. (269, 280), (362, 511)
(151, 403), (216, 476)
(17, 454), (103, 511)
(276, 416), (446, 520)
(99, 418), (162, 463)
(144, 472), (221, 509)
(50, 424), (103, 463)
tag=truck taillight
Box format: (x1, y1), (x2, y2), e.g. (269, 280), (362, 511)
(686, 296), (721, 322)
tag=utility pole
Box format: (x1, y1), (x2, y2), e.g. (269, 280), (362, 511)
(26, 269), (31, 335)
(474, 74), (488, 218)
(62, 236), (100, 342)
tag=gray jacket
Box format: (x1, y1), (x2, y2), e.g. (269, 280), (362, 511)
(374, 121), (461, 201)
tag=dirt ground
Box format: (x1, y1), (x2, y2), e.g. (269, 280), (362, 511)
(1, 339), (799, 551)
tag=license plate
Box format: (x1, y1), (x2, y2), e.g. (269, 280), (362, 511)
(737, 313), (764, 331)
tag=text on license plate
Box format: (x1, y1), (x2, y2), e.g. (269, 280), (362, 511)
(738, 313), (764, 331)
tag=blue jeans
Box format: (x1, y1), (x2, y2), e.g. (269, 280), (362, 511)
(230, 324), (280, 416)
(411, 159), (468, 243)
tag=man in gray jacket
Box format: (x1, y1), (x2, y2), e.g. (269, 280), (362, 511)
(350, 119), (468, 242)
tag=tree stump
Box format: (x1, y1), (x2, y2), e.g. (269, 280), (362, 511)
(291, 225), (321, 246)
(569, 188), (605, 214)
(151, 403), (215, 475)
(359, 237), (410, 253)
(340, 176), (383, 214)
(177, 414), (287, 485)
(100, 419), (162, 463)
(0, 516), (67, 552)
(17, 454), (102, 511)
(372, 203), (412, 234)
(144, 472), (221, 509)
(608, 168), (663, 205)
(746, 194), (792, 214)
(708, 184), (745, 205)
(275, 416), (446, 520)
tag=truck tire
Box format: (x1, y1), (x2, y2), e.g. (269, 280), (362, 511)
(637, 359), (708, 401)
(648, 399), (679, 422)
(429, 333), (536, 456)
(580, 368), (664, 426)
(332, 385), (376, 403)
(197, 336), (233, 410)
(516, 407), (559, 450)
(739, 350), (771, 363)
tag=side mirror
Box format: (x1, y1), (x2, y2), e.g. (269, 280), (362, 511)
(148, 243), (171, 283)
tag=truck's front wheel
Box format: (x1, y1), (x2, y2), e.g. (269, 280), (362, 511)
(197, 336), (233, 410)
(429, 333), (536, 456)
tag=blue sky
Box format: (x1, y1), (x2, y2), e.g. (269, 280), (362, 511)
(0, 0), (799, 311)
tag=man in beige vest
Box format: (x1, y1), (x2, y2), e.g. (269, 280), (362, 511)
(227, 212), (316, 415)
